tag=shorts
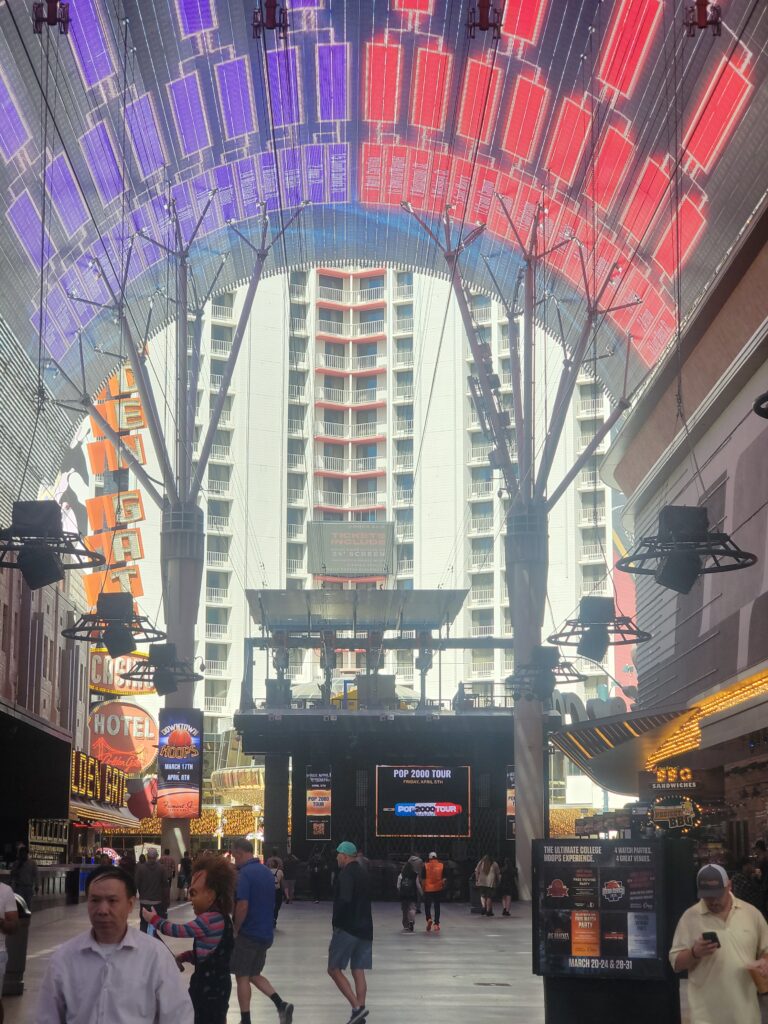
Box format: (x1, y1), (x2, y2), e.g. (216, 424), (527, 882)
(477, 886), (494, 897)
(328, 928), (373, 971)
(231, 932), (271, 977)
(0, 950), (7, 994)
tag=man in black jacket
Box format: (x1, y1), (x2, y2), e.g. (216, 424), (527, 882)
(327, 841), (372, 1024)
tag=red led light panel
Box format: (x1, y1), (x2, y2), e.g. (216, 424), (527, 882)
(410, 47), (452, 131)
(501, 69), (550, 164)
(360, 142), (385, 205)
(503, 0), (549, 47)
(457, 58), (502, 146)
(364, 42), (403, 123)
(621, 154), (671, 243)
(542, 95), (591, 186)
(653, 190), (707, 277)
(597, 0), (663, 99)
(684, 50), (753, 175)
(392, 0), (434, 11)
(585, 122), (634, 210)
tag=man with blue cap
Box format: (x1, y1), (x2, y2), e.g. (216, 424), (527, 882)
(327, 841), (372, 1024)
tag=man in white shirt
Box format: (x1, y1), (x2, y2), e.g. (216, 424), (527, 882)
(36, 866), (193, 1024)
(0, 880), (19, 1024)
(670, 863), (768, 1024)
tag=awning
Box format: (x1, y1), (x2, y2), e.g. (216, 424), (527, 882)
(69, 800), (140, 829)
(550, 705), (697, 795)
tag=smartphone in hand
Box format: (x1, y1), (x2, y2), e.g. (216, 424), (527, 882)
(702, 931), (721, 947)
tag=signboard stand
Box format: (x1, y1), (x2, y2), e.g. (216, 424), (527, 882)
(532, 838), (694, 1024)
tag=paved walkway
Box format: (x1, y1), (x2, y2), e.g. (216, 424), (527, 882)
(6, 899), (546, 1023)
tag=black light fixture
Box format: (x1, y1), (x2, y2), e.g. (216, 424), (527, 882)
(0, 501), (104, 591)
(62, 591), (165, 652)
(616, 505), (757, 596)
(119, 642), (203, 697)
(507, 645), (565, 704)
(547, 596), (651, 661)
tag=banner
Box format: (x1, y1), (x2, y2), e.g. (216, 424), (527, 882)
(307, 521), (394, 577)
(156, 709), (203, 819)
(306, 767), (332, 841)
(506, 766), (516, 840)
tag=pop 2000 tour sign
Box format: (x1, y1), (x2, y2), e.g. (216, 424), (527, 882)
(156, 708), (203, 819)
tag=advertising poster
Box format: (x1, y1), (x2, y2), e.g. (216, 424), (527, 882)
(88, 700), (158, 776)
(375, 765), (470, 838)
(306, 767), (332, 841)
(506, 766), (516, 840)
(533, 840), (666, 980)
(156, 709), (203, 819)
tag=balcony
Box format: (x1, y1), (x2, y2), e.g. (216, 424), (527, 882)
(578, 398), (604, 418)
(211, 304), (233, 320)
(218, 408), (232, 426)
(471, 624), (495, 637)
(470, 552), (493, 570)
(395, 351), (414, 367)
(470, 516), (493, 533)
(396, 523), (414, 541)
(287, 452), (305, 470)
(210, 444), (231, 461)
(354, 320), (386, 338)
(317, 318), (349, 336)
(207, 479), (230, 496)
(352, 388), (386, 405)
(580, 506), (606, 526)
(289, 283), (307, 300)
(470, 588), (494, 604)
(469, 445), (492, 463)
(578, 470), (602, 490)
(289, 351), (308, 370)
(470, 480), (494, 497)
(287, 419), (306, 436)
(471, 661), (495, 678)
(394, 384), (414, 402)
(355, 286), (385, 303)
(318, 285), (347, 302)
(317, 352), (348, 371)
(582, 580), (609, 596)
(211, 337), (232, 356)
(396, 559), (414, 575)
(207, 514), (231, 531)
(206, 660), (228, 678)
(210, 373), (224, 390)
(352, 421), (384, 439)
(206, 550), (228, 567)
(352, 491), (385, 507)
(578, 435), (608, 454)
(287, 559), (304, 575)
(205, 623), (229, 639)
(286, 523), (304, 540)
(316, 490), (345, 507)
(317, 385), (348, 405)
(351, 353), (386, 371)
(288, 384), (306, 401)
(395, 283), (414, 300)
(394, 420), (414, 436)
(290, 317), (309, 334)
(206, 587), (229, 604)
(395, 488), (414, 505)
(580, 544), (604, 562)
(394, 317), (414, 334)
(471, 306), (492, 324)
(317, 455), (346, 473)
(315, 420), (347, 438)
(351, 456), (382, 473)
(288, 488), (307, 504)
(204, 695), (228, 714)
(394, 454), (413, 471)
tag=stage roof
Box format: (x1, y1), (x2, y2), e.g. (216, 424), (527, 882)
(246, 588), (468, 632)
(2, 1), (768, 501)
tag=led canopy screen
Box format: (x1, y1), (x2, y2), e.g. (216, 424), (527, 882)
(375, 765), (470, 838)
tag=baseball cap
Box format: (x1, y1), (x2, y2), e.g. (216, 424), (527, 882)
(697, 863), (728, 899)
(336, 841), (357, 856)
(429, 852), (437, 859)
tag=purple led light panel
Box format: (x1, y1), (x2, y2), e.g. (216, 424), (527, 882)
(267, 49), (301, 127)
(59, 268), (95, 327)
(236, 157), (261, 218)
(126, 96), (167, 178)
(258, 152), (279, 212)
(304, 145), (325, 204)
(213, 164), (239, 222)
(215, 58), (255, 139)
(176, 0), (215, 35)
(47, 155), (88, 235)
(0, 71), (29, 161)
(328, 144), (349, 203)
(279, 147), (303, 208)
(80, 124), (124, 204)
(7, 191), (54, 269)
(69, 0), (114, 87)
(168, 73), (211, 156)
(318, 44), (348, 121)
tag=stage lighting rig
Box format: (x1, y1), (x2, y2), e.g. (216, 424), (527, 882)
(467, 0), (502, 39)
(615, 505), (757, 595)
(62, 592), (165, 656)
(0, 501), (104, 590)
(507, 646), (569, 704)
(32, 1), (70, 34)
(253, 1), (288, 39)
(548, 596), (651, 662)
(684, 1), (722, 36)
(119, 642), (202, 697)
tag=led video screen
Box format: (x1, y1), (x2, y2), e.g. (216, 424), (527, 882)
(375, 765), (470, 838)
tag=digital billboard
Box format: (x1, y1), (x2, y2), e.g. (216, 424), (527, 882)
(88, 700), (158, 776)
(306, 767), (332, 842)
(156, 708), (203, 819)
(307, 522), (395, 577)
(375, 765), (470, 838)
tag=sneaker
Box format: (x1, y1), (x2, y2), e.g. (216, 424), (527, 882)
(487, 910), (495, 916)
(278, 1003), (294, 1024)
(347, 1009), (369, 1024)
(426, 918), (433, 932)
(502, 910), (510, 917)
(408, 922), (414, 932)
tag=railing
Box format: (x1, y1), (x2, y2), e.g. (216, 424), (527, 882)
(287, 559), (304, 575)
(317, 352), (348, 370)
(287, 453), (305, 470)
(578, 435), (607, 454)
(395, 283), (414, 300)
(354, 320), (385, 337)
(289, 351), (307, 369)
(580, 506), (606, 525)
(471, 588), (494, 604)
(351, 456), (381, 473)
(352, 491), (385, 507)
(210, 373), (224, 390)
(317, 386), (347, 404)
(471, 306), (492, 324)
(395, 385), (414, 401)
(207, 479), (230, 495)
(206, 550), (228, 567)
(210, 444), (231, 460)
(207, 515), (231, 530)
(579, 470), (600, 489)
(395, 489), (414, 504)
(395, 351), (414, 367)
(582, 580), (609, 596)
(218, 408), (232, 426)
(355, 286), (385, 303)
(397, 559), (414, 574)
(205, 623), (228, 639)
(318, 285), (346, 302)
(287, 419), (306, 436)
(470, 480), (494, 496)
(471, 624), (495, 637)
(317, 318), (349, 336)
(394, 420), (414, 436)
(211, 304), (233, 320)
(317, 455), (346, 472)
(352, 421), (384, 438)
(394, 317), (414, 333)
(286, 523), (304, 539)
(470, 516), (493, 533)
(396, 523), (414, 540)
(352, 388), (386, 404)
(206, 660), (228, 677)
(470, 553), (493, 569)
(580, 545), (604, 561)
(206, 587), (229, 603)
(470, 446), (492, 463)
(204, 696), (228, 713)
(288, 384), (306, 400)
(288, 488), (306, 504)
(578, 399), (604, 417)
(289, 283), (307, 300)
(316, 420), (346, 438)
(316, 490), (344, 507)
(290, 317), (308, 333)
(500, 371), (513, 387)
(351, 353), (385, 370)
(471, 662), (495, 678)
(395, 454), (414, 470)
(211, 338), (231, 355)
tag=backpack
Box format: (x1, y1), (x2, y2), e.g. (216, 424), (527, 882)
(399, 866), (417, 899)
(272, 868), (283, 890)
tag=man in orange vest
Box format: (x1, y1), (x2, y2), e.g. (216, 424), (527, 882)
(422, 853), (446, 933)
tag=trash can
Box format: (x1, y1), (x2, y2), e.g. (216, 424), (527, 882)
(65, 867), (80, 904)
(2, 895), (30, 997)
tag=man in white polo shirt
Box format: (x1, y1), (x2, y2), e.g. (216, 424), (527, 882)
(0, 879), (19, 1024)
(670, 863), (768, 1024)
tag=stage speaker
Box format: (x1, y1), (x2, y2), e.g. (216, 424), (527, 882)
(577, 624), (610, 662)
(578, 595), (614, 625)
(97, 591), (134, 621)
(658, 505), (708, 542)
(655, 550), (702, 594)
(17, 544), (64, 590)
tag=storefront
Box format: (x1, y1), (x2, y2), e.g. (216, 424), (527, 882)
(68, 749), (139, 861)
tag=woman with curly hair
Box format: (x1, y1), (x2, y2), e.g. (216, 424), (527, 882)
(142, 853), (236, 1023)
